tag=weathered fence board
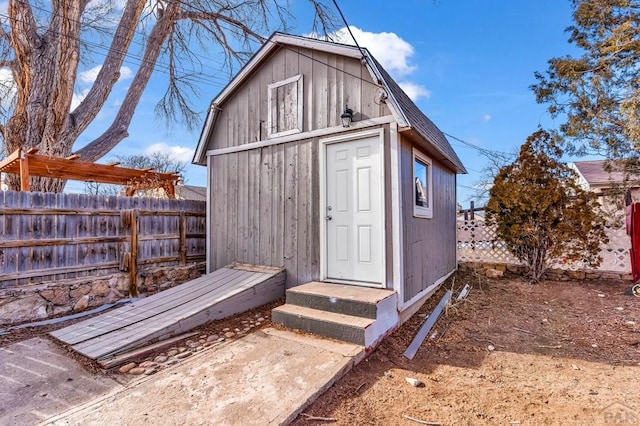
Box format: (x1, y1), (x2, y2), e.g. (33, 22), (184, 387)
(0, 191), (206, 287)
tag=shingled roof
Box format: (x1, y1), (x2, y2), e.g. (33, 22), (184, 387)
(573, 160), (627, 187)
(194, 33), (466, 174)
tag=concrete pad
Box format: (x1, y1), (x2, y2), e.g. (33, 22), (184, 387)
(42, 328), (364, 426)
(0, 338), (121, 425)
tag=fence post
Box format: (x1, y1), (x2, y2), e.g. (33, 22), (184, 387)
(129, 209), (139, 297)
(179, 210), (187, 266)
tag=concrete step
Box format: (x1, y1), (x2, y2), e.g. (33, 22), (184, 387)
(285, 282), (396, 319)
(272, 304), (375, 346)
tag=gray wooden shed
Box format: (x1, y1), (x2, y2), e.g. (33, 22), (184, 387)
(193, 33), (466, 335)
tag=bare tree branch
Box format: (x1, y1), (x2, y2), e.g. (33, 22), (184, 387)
(69, 0), (148, 140)
(34, 0), (84, 154)
(75, 0), (181, 161)
(1, 0), (338, 191)
(178, 11), (265, 43)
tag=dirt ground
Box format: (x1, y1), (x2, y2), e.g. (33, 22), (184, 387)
(292, 272), (640, 426)
(2, 272), (640, 425)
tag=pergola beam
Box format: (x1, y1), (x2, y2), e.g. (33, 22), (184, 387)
(19, 152), (30, 191)
(0, 148), (179, 198)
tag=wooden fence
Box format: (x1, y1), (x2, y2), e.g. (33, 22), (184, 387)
(0, 191), (206, 289)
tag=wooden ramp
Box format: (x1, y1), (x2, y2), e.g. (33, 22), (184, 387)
(50, 264), (285, 362)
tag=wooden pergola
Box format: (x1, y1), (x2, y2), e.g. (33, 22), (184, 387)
(0, 148), (180, 198)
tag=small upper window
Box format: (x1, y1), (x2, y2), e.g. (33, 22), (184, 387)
(267, 74), (303, 138)
(413, 148), (433, 218)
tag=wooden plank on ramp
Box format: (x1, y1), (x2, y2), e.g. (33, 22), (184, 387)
(50, 264), (285, 361)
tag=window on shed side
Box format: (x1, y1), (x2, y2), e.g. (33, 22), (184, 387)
(267, 74), (303, 138)
(413, 147), (433, 218)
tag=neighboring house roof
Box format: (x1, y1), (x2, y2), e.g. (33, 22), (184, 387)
(572, 160), (633, 188)
(130, 184), (207, 200)
(175, 184), (207, 201)
(193, 32), (466, 174)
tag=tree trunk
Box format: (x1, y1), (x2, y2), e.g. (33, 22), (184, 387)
(1, 0), (334, 193)
(4, 0), (83, 192)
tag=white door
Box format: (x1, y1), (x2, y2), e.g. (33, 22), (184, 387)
(325, 135), (383, 285)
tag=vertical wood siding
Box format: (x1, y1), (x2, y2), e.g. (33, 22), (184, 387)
(206, 46), (389, 151)
(209, 126), (394, 288)
(209, 138), (320, 288)
(205, 46), (392, 287)
(400, 137), (457, 302)
(0, 191), (206, 288)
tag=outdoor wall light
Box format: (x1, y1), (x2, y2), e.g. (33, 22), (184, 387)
(340, 106), (354, 127)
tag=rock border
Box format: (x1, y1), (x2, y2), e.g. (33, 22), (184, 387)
(116, 313), (270, 376)
(0, 262), (205, 325)
(459, 261), (633, 282)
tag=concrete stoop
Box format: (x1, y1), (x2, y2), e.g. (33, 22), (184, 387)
(272, 282), (399, 347)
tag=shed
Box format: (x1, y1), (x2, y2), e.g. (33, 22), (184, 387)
(193, 33), (466, 342)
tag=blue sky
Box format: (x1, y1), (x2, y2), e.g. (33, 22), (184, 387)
(59, 0), (583, 202)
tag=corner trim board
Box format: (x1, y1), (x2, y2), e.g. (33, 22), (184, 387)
(206, 154), (212, 273)
(389, 122), (405, 303)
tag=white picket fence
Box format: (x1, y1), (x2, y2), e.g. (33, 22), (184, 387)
(457, 215), (631, 273)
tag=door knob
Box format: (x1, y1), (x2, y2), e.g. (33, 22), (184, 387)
(326, 215), (332, 220)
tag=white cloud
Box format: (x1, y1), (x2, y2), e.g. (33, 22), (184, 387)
(483, 114), (492, 123)
(398, 82), (431, 101)
(72, 65), (133, 110)
(78, 65), (133, 84)
(78, 66), (102, 84)
(119, 66), (133, 80)
(71, 88), (90, 111)
(145, 143), (195, 163)
(320, 26), (431, 102)
(0, 68), (17, 111)
(328, 26), (417, 77)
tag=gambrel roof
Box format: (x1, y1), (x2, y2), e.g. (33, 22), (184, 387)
(193, 32), (466, 174)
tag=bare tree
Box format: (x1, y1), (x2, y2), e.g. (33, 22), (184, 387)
(83, 151), (186, 196)
(467, 153), (515, 205)
(84, 180), (119, 197)
(0, 0), (337, 192)
(116, 151), (186, 176)
(444, 133), (515, 205)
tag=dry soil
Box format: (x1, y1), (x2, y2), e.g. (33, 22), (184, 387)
(292, 272), (640, 426)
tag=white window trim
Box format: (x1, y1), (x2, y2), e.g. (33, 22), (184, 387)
(267, 74), (303, 138)
(413, 147), (433, 219)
